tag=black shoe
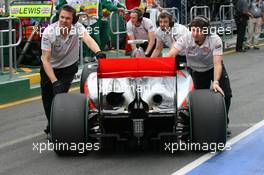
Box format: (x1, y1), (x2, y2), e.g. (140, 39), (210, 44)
(44, 125), (50, 134)
(253, 47), (260, 50)
(44, 126), (52, 140)
(227, 128), (232, 137)
(46, 133), (51, 141)
(244, 46), (250, 50)
(236, 49), (247, 52)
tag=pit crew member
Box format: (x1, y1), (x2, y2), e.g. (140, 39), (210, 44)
(166, 16), (232, 135)
(126, 7), (156, 57)
(41, 5), (105, 135)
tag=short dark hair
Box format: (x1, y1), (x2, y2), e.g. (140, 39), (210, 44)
(190, 16), (210, 29)
(158, 11), (172, 21)
(157, 11), (174, 27)
(58, 4), (77, 20)
(131, 7), (143, 19)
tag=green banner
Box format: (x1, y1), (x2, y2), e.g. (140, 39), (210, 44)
(9, 5), (53, 17)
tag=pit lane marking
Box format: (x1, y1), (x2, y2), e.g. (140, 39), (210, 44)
(0, 132), (43, 149)
(171, 119), (264, 175)
(0, 87), (79, 109)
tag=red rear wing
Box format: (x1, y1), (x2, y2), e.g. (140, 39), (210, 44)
(98, 57), (176, 78)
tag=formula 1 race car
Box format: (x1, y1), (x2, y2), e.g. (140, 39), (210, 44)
(50, 57), (227, 154)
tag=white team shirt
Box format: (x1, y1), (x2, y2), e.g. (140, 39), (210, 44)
(156, 23), (189, 55)
(174, 33), (223, 72)
(126, 17), (156, 40)
(41, 22), (87, 68)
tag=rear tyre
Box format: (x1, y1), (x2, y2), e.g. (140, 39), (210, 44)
(80, 63), (97, 93)
(50, 93), (88, 155)
(189, 89), (227, 152)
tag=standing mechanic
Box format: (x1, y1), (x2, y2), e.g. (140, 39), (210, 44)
(246, 0), (262, 50)
(151, 11), (189, 59)
(166, 16), (232, 135)
(126, 7), (156, 57)
(41, 5), (105, 135)
(234, 0), (253, 52)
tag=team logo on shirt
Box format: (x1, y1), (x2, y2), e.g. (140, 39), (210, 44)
(202, 47), (210, 54)
(43, 37), (49, 41)
(187, 50), (196, 56)
(215, 44), (221, 49)
(188, 46), (196, 55)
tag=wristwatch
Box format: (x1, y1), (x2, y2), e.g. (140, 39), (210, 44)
(145, 52), (151, 57)
(213, 80), (219, 85)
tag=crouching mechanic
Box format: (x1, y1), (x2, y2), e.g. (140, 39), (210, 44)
(41, 5), (106, 135)
(166, 16), (232, 135)
(127, 7), (156, 57)
(151, 11), (189, 63)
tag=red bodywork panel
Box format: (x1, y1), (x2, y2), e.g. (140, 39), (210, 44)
(84, 80), (96, 110)
(98, 57), (176, 78)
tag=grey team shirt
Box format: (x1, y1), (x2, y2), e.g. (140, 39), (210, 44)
(174, 33), (223, 72)
(126, 17), (156, 40)
(41, 22), (86, 68)
(156, 23), (189, 55)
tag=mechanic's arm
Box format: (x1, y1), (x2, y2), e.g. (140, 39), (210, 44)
(213, 55), (225, 96)
(151, 39), (163, 57)
(41, 50), (57, 83)
(166, 46), (180, 58)
(145, 31), (155, 56)
(128, 34), (136, 50)
(82, 31), (101, 54)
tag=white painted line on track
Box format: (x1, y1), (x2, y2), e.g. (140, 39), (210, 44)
(0, 132), (43, 149)
(0, 87), (79, 109)
(171, 119), (264, 175)
(227, 119), (264, 145)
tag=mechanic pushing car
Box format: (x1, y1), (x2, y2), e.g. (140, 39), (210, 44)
(126, 7), (156, 57)
(40, 4), (106, 136)
(166, 16), (232, 135)
(151, 11), (189, 59)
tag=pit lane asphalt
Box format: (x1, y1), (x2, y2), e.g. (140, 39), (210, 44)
(1, 48), (264, 175)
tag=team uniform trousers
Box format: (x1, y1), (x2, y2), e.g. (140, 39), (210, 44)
(189, 64), (232, 124)
(40, 62), (78, 123)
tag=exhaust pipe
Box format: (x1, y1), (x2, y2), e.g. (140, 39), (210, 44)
(152, 94), (163, 105)
(106, 92), (125, 106)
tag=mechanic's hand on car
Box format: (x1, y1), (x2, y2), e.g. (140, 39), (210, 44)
(95, 51), (106, 59)
(52, 80), (65, 95)
(212, 81), (225, 97)
(144, 51), (151, 57)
